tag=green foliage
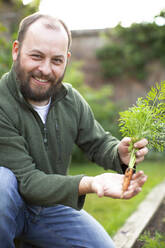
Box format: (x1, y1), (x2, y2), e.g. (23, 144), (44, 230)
(21, 0), (40, 16)
(119, 81), (165, 151)
(96, 10), (165, 80)
(13, 0), (40, 11)
(0, 25), (12, 77)
(64, 62), (121, 162)
(96, 44), (125, 78)
(139, 231), (165, 248)
(119, 81), (165, 168)
(155, 9), (165, 18)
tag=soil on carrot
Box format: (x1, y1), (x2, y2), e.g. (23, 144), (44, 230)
(133, 198), (165, 248)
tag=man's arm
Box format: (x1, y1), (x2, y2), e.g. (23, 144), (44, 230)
(79, 137), (148, 199)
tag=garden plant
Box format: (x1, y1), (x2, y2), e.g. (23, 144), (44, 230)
(139, 231), (165, 248)
(119, 81), (165, 193)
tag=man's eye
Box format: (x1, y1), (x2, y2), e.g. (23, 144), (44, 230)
(31, 54), (42, 59)
(53, 58), (63, 64)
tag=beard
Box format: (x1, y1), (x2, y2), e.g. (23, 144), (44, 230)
(14, 54), (66, 103)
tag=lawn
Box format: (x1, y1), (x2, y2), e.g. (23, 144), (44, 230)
(69, 160), (165, 237)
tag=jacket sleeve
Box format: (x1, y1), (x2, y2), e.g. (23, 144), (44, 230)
(73, 88), (124, 174)
(0, 108), (85, 210)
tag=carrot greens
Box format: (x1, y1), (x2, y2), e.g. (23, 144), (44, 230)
(119, 81), (165, 192)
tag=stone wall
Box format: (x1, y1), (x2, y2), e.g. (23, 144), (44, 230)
(0, 1), (21, 38)
(71, 29), (106, 88)
(71, 29), (165, 106)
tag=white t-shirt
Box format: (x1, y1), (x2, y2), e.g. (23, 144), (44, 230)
(32, 99), (51, 124)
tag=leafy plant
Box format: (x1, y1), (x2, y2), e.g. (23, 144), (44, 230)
(139, 231), (165, 248)
(119, 81), (165, 191)
(119, 81), (165, 167)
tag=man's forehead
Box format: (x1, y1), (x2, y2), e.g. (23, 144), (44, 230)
(20, 18), (69, 55)
(26, 18), (68, 41)
(29, 18), (61, 32)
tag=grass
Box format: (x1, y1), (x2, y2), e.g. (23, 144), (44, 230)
(69, 160), (165, 237)
(139, 231), (165, 248)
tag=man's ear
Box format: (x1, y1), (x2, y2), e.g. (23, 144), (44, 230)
(12, 40), (19, 61)
(67, 51), (71, 59)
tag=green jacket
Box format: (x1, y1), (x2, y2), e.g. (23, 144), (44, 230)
(0, 68), (124, 210)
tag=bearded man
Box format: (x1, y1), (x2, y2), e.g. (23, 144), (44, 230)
(0, 12), (148, 248)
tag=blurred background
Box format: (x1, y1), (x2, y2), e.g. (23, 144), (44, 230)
(0, 0), (165, 162)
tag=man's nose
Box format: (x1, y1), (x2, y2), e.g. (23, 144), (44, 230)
(38, 60), (52, 76)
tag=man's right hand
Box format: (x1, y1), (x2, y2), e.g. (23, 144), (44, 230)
(79, 171), (147, 199)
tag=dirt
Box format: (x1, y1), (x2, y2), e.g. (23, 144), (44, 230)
(133, 198), (165, 247)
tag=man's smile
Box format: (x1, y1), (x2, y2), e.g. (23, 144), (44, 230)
(32, 76), (50, 85)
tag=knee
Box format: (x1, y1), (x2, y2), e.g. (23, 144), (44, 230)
(0, 166), (18, 191)
(0, 167), (21, 210)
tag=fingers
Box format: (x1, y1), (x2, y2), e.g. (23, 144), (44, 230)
(131, 176), (147, 190)
(135, 157), (144, 164)
(122, 186), (142, 199)
(121, 137), (148, 149)
(132, 170), (145, 179)
(122, 171), (147, 199)
(118, 137), (148, 166)
(132, 171), (147, 185)
(134, 138), (148, 149)
(136, 147), (148, 157)
(120, 137), (131, 146)
(135, 141), (148, 164)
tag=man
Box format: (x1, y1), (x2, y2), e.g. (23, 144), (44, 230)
(0, 12), (148, 248)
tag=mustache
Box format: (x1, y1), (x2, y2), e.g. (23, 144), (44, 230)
(30, 70), (56, 83)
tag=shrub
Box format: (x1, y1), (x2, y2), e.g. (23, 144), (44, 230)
(96, 11), (165, 81)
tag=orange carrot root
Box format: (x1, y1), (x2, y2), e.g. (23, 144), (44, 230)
(121, 168), (134, 197)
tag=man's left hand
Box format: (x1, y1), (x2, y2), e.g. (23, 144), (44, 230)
(118, 137), (148, 165)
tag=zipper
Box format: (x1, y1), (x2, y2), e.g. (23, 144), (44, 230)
(43, 126), (48, 149)
(30, 109), (49, 149)
(55, 117), (62, 163)
(27, 97), (64, 155)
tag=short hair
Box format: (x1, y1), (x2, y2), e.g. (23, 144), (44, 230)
(17, 12), (72, 50)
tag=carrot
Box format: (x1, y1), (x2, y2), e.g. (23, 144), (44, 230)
(121, 167), (134, 197)
(121, 140), (137, 198)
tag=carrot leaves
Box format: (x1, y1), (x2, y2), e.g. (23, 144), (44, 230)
(119, 81), (165, 170)
(119, 81), (165, 153)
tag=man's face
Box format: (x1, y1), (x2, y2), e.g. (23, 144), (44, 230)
(12, 20), (71, 105)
